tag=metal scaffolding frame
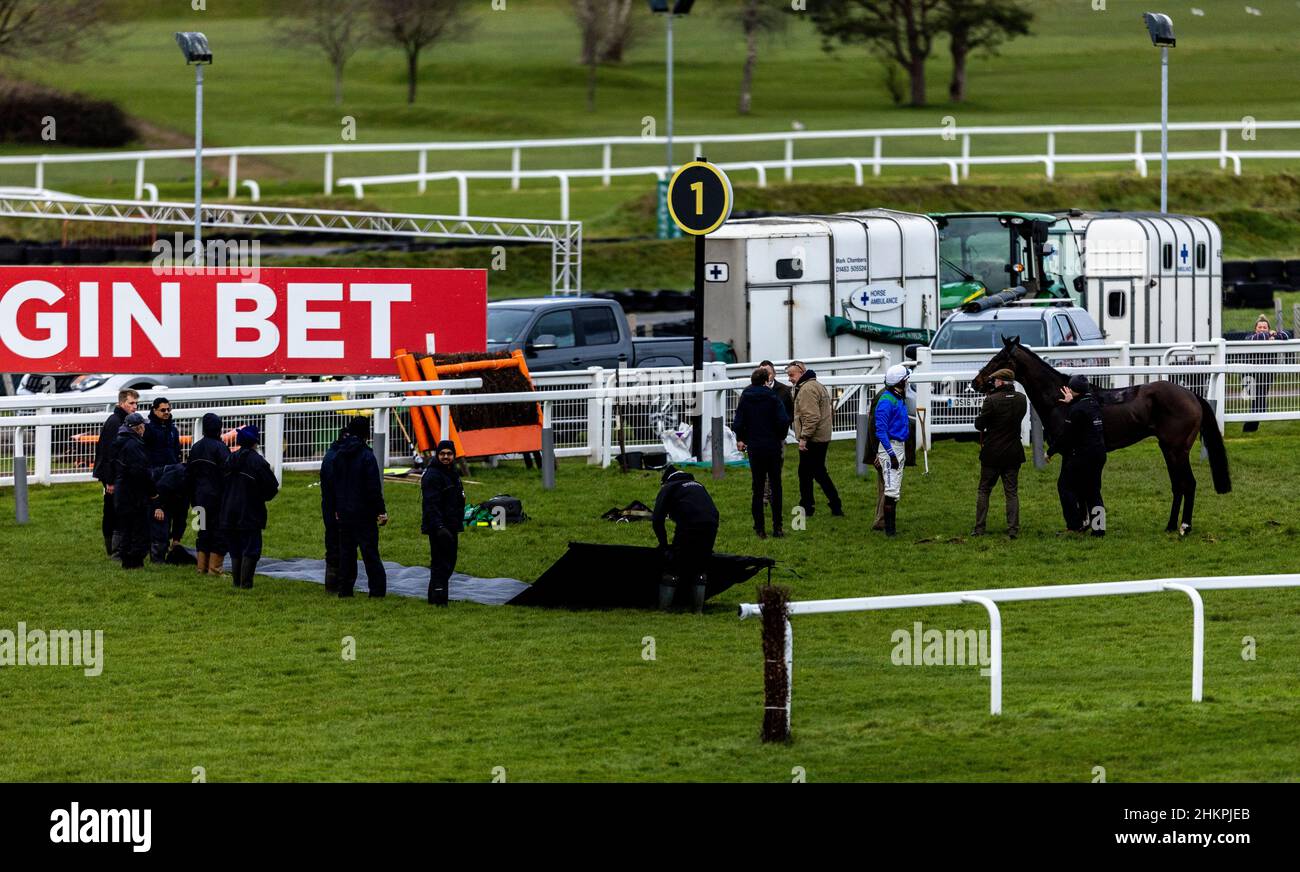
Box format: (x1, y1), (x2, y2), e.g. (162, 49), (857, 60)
(0, 193), (583, 295)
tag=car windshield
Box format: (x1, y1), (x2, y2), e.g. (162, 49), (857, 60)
(931, 319), (1046, 350)
(486, 309), (532, 344)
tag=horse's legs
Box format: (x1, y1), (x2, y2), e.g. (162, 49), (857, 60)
(1159, 442), (1183, 533)
(1179, 452), (1197, 533)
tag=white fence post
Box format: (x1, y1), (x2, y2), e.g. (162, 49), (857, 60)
(601, 143), (612, 187)
(784, 138), (794, 181)
(1219, 128), (1229, 170)
(1045, 131), (1056, 181)
(1163, 583), (1205, 702)
(1118, 341), (1132, 388)
(265, 396), (284, 483)
(375, 406), (391, 469)
(418, 150), (428, 194)
(872, 136), (883, 176)
(457, 174), (468, 217)
(1134, 130), (1146, 176)
(961, 133), (971, 180)
(228, 154), (238, 199)
(135, 158), (146, 200)
(1212, 338), (1227, 432)
(962, 595), (1002, 716)
(914, 347), (933, 451)
(511, 147), (521, 191)
(586, 366), (604, 466)
(35, 406), (52, 485)
(323, 151), (334, 195)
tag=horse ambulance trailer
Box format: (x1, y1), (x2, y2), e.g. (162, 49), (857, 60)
(1049, 211), (1222, 343)
(702, 210), (940, 366)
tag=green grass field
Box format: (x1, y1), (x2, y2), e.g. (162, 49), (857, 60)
(3, 424), (1299, 782)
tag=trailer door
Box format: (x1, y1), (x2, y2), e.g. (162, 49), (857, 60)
(1101, 280), (1134, 343)
(748, 286), (792, 359)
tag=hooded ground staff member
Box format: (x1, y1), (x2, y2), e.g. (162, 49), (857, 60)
(972, 369), (1027, 539)
(787, 360), (843, 518)
(1052, 374), (1107, 535)
(111, 412), (155, 570)
(874, 365), (911, 537)
(330, 416), (389, 598)
(219, 426), (280, 589)
(143, 397), (186, 564)
(318, 427), (347, 594)
(93, 389), (138, 559)
(733, 367), (790, 539)
(652, 466), (720, 613)
(187, 413), (229, 576)
(421, 440), (465, 607)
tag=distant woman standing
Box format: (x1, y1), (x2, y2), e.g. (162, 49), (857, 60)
(421, 440), (465, 607)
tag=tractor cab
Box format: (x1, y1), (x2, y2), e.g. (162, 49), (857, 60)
(930, 212), (1074, 314)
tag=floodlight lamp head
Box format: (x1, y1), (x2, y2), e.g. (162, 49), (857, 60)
(175, 32), (213, 64)
(1142, 13), (1175, 47)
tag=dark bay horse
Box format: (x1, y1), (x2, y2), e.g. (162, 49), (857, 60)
(971, 337), (1231, 533)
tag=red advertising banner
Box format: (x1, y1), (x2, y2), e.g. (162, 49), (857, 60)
(0, 267), (486, 375)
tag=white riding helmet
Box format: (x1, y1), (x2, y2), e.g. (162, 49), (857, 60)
(885, 364), (910, 387)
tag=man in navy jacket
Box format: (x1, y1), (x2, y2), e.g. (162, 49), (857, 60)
(143, 397), (185, 563)
(329, 417), (389, 598)
(732, 368), (791, 538)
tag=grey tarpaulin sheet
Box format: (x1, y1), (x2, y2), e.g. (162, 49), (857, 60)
(212, 554), (529, 605)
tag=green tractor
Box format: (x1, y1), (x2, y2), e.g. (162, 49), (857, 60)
(930, 212), (1081, 315)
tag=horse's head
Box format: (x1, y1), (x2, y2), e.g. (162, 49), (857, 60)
(971, 336), (1022, 392)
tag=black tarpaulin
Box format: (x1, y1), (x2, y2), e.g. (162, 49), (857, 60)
(508, 542), (775, 609)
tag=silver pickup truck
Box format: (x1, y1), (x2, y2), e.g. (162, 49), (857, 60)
(487, 297), (703, 371)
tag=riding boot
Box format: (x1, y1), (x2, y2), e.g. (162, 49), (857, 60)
(428, 576), (449, 607)
(109, 532), (122, 562)
(230, 555), (244, 589)
(691, 573), (708, 614)
(208, 552), (225, 576)
(195, 551), (209, 575)
(104, 535), (115, 557)
(323, 564), (339, 594)
(240, 558), (257, 590)
(658, 573), (677, 611)
(884, 498), (897, 537)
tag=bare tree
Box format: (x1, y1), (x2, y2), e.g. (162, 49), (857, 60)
(596, 0), (640, 64)
(372, 0), (473, 105)
(730, 0), (789, 116)
(942, 0), (1031, 103)
(808, 0), (944, 108)
(0, 0), (116, 61)
(572, 0), (642, 112)
(277, 0), (371, 105)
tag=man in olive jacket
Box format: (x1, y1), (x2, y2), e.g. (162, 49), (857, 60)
(972, 368), (1028, 538)
(787, 360), (842, 517)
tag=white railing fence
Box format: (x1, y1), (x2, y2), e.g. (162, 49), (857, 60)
(3, 121), (1299, 208)
(1, 340), (1297, 487)
(739, 574), (1300, 725)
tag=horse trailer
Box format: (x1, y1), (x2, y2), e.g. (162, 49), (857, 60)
(702, 210), (941, 366)
(1049, 211), (1223, 344)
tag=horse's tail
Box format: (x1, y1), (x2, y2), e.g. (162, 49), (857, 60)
(1197, 395), (1232, 494)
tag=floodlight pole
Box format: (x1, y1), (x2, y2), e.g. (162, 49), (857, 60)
(665, 12), (674, 177)
(194, 62), (204, 264)
(1159, 45), (1168, 214)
